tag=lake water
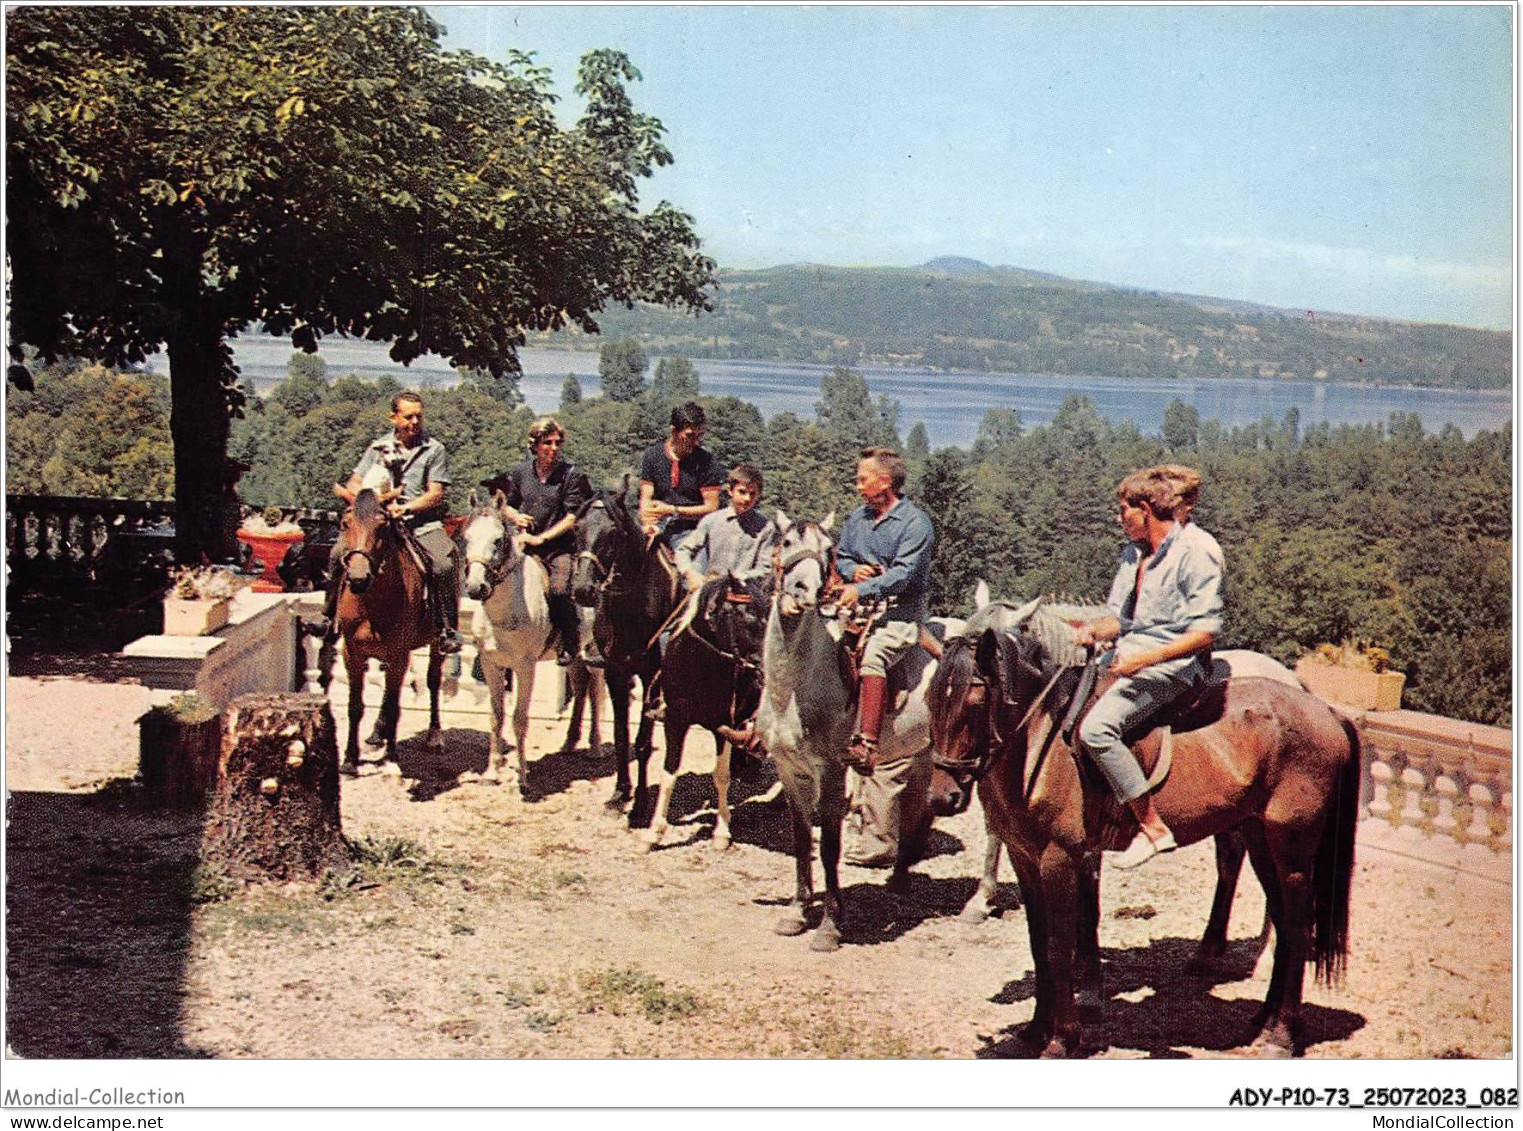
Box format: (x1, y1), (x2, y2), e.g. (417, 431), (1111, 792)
(189, 335), (1514, 449)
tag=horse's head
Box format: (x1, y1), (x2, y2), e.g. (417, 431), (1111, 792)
(341, 487), (394, 594)
(927, 595), (1047, 815)
(706, 569), (774, 667)
(772, 509), (836, 616)
(571, 492), (630, 606)
(462, 489), (520, 602)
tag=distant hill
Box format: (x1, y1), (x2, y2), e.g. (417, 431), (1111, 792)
(538, 261), (1510, 390)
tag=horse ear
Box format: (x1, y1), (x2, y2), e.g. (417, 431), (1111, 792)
(492, 489), (509, 511)
(974, 580), (990, 610)
(774, 509), (791, 533)
(975, 627), (1003, 678)
(819, 510), (835, 533)
(1008, 596), (1044, 625)
(468, 488), (481, 513)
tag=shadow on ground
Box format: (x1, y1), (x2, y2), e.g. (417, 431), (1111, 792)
(6, 579), (164, 680)
(5, 783), (212, 1057)
(977, 932), (1366, 1058)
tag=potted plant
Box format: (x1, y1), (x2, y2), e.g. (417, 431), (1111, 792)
(237, 505), (306, 592)
(1295, 640), (1407, 711)
(162, 565), (246, 636)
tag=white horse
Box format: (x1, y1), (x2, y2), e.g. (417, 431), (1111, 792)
(461, 490), (604, 793)
(754, 510), (964, 952)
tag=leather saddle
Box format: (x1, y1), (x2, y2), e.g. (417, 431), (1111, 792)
(1063, 652), (1232, 792)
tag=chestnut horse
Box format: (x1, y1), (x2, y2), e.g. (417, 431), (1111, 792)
(335, 487), (446, 774)
(927, 597), (1358, 1057)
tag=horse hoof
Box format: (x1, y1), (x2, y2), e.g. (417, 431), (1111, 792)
(1077, 990), (1105, 1021)
(340, 760), (359, 778)
(1018, 1020), (1050, 1047)
(1250, 1030), (1296, 1059)
(958, 904), (991, 925)
(426, 731), (445, 753)
(774, 912), (807, 937)
(809, 924), (842, 952)
(1039, 1038), (1073, 1060)
(712, 833), (732, 852)
(886, 871), (912, 897)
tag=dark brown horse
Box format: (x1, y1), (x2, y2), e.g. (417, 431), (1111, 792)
(927, 597), (1358, 1058)
(335, 487), (445, 774)
(570, 486), (680, 820)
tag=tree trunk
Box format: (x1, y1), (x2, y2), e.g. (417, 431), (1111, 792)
(167, 304), (237, 565)
(201, 693), (347, 882)
(139, 706), (221, 807)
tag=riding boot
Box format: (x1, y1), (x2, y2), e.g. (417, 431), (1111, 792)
(309, 572), (342, 641)
(433, 570), (464, 655)
(845, 674), (888, 776)
(550, 593), (580, 666)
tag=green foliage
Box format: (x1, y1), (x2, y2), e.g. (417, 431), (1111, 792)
(904, 422), (930, 459)
(576, 263), (1510, 390)
(5, 362), (175, 498)
(598, 337), (649, 402)
(6, 7), (715, 560)
(815, 366), (900, 452)
(455, 365), (524, 407)
(650, 355), (699, 403)
(1162, 398), (1200, 450)
(560, 373), (582, 408)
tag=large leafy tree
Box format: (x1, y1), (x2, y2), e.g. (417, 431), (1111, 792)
(7, 8), (714, 560)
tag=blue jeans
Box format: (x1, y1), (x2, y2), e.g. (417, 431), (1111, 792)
(1078, 660), (1196, 803)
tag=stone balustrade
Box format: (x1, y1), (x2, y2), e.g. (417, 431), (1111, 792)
(6, 494), (176, 582)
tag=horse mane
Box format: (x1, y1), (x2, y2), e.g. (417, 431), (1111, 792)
(963, 591), (1108, 670)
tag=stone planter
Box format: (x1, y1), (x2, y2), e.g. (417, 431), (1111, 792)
(237, 528), (305, 593)
(162, 596), (232, 637)
(1295, 656), (1406, 711)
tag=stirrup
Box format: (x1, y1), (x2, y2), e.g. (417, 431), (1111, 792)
(843, 733), (878, 775)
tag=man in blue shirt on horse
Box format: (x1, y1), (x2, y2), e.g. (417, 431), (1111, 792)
(835, 447), (935, 772)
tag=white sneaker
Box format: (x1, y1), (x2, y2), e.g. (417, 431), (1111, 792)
(1112, 829), (1178, 870)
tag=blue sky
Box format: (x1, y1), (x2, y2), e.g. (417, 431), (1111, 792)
(432, 4), (1513, 330)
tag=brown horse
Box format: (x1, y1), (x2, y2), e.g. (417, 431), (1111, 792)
(927, 597), (1359, 1058)
(335, 487), (446, 774)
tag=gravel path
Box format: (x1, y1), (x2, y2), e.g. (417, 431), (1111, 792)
(5, 673), (1511, 1062)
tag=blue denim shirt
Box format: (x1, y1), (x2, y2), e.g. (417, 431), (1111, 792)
(836, 498), (934, 622)
(1104, 521), (1224, 680)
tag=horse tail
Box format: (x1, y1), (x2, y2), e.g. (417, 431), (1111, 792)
(1310, 715), (1361, 986)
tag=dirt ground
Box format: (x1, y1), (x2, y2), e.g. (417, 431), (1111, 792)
(4, 672), (1512, 1062)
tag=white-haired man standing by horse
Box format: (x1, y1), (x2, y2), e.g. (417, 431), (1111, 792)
(315, 390), (464, 654)
(835, 446), (935, 867)
(1069, 464), (1223, 868)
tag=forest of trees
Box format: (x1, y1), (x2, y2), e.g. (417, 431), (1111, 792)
(559, 263), (1512, 390)
(5, 351), (1511, 727)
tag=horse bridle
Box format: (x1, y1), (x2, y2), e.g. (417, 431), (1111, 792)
(465, 517), (515, 599)
(932, 634), (1070, 794)
(772, 535), (837, 610)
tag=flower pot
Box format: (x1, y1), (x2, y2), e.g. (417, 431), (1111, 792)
(1295, 657), (1406, 711)
(163, 596), (232, 636)
(237, 528), (305, 592)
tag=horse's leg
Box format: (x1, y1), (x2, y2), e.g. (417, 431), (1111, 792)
(1074, 851), (1104, 1020)
(1242, 824), (1288, 1042)
(342, 649), (366, 775)
(774, 793), (813, 937)
(586, 669), (605, 762)
(560, 662), (586, 753)
(960, 806), (1004, 924)
(380, 660), (406, 775)
(1252, 828), (1314, 1058)
(481, 655), (507, 783)
(425, 647), (444, 754)
(1012, 854), (1053, 1048)
(812, 776), (846, 952)
(605, 668), (634, 809)
(1191, 830), (1248, 973)
(712, 738), (733, 850)
(511, 659), (536, 797)
(646, 719), (689, 849)
(1034, 844), (1083, 1058)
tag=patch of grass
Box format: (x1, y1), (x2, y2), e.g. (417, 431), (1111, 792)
(449, 921), (475, 935)
(553, 870), (587, 889)
(238, 908), (309, 934)
(578, 965), (705, 1025)
(188, 864), (238, 905)
(525, 1010), (563, 1033)
(1113, 904), (1157, 920)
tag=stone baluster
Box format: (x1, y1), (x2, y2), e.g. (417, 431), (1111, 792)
(1465, 780), (1497, 850)
(301, 633), (327, 696)
(1397, 752), (1431, 834)
(1366, 748), (1399, 825)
